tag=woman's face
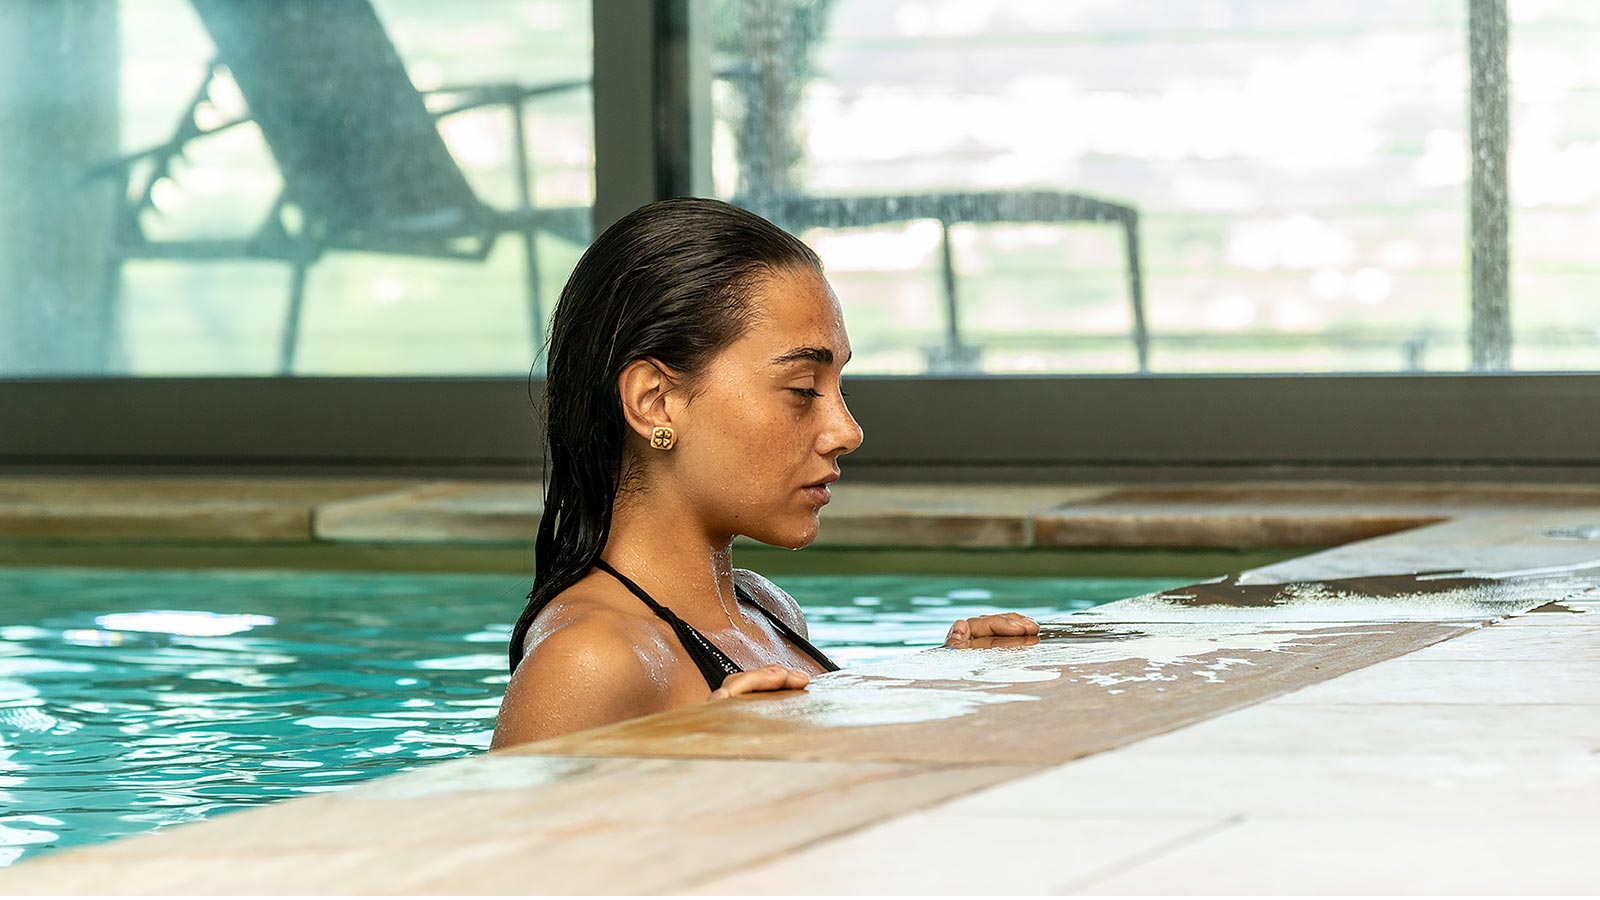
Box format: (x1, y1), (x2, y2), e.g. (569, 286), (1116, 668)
(670, 265), (864, 548)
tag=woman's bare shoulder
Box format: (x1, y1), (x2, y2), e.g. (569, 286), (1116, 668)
(733, 568), (809, 639)
(524, 597), (651, 666)
(519, 572), (684, 659)
(491, 586), (672, 749)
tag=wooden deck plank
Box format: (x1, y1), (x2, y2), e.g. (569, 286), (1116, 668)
(0, 755), (1029, 895)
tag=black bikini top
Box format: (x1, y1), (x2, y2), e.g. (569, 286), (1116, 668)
(592, 558), (840, 691)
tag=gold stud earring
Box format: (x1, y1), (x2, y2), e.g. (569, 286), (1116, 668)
(650, 426), (676, 450)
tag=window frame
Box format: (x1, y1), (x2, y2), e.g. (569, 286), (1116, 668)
(5, 0), (1596, 481)
(4, 372), (1598, 479)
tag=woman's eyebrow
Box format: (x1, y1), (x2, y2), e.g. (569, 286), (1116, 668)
(770, 346), (835, 366)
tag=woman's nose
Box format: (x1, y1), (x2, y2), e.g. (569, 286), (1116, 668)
(830, 399), (864, 456)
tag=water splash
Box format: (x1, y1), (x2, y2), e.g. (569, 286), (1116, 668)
(846, 622), (1408, 691)
(738, 672), (1039, 727)
(1073, 567), (1596, 623)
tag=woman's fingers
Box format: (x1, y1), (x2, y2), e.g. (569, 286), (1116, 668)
(946, 633), (1041, 651)
(1003, 612), (1041, 635)
(708, 665), (811, 700)
(945, 613), (1040, 645)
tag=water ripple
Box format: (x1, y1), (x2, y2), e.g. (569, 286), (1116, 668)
(0, 565), (1169, 868)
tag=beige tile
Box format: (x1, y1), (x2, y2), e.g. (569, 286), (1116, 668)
(940, 746), (1600, 824)
(1241, 508), (1600, 583)
(826, 483), (1111, 516)
(805, 511), (1031, 548)
(0, 476), (417, 507)
(1276, 659), (1600, 704)
(1062, 482), (1600, 508)
(1034, 509), (1442, 549)
(314, 481), (540, 543)
(1105, 701), (1600, 758)
(6, 477), (1600, 557)
(809, 483), (1108, 548)
(1401, 624), (1600, 660)
(684, 811), (1227, 895)
(313, 481), (1114, 549)
(1495, 600), (1600, 626)
(1035, 482), (1600, 550)
(0, 539), (536, 573)
(0, 476), (415, 541)
(1075, 820), (1600, 895)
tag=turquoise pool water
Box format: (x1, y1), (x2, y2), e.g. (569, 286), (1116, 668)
(0, 566), (1187, 868)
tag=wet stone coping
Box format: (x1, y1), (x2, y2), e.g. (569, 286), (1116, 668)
(4, 475), (1600, 551)
(2, 509), (1598, 893)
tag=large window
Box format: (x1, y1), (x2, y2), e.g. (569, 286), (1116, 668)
(708, 0), (1597, 375)
(0, 0), (593, 378)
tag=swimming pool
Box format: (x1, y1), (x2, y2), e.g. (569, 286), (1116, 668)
(0, 565), (1188, 868)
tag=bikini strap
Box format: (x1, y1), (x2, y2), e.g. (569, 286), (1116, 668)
(592, 558), (740, 690)
(735, 587), (842, 672)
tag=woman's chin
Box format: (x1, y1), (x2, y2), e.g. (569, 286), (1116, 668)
(745, 516), (821, 551)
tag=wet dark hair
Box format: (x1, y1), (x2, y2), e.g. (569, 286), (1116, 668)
(507, 197), (823, 672)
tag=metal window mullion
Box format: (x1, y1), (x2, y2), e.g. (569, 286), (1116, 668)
(591, 0), (700, 234)
(591, 0), (663, 232)
(1468, 0), (1511, 370)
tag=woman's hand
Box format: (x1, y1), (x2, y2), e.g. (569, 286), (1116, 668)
(708, 664), (811, 701)
(945, 613), (1039, 647)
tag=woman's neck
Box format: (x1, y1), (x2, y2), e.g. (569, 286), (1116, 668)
(601, 487), (740, 626)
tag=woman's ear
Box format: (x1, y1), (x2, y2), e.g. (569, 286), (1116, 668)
(616, 358), (678, 442)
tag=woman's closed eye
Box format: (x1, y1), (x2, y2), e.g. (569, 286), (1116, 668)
(788, 387), (850, 400)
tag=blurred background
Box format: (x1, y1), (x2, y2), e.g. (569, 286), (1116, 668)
(5, 0), (1593, 381)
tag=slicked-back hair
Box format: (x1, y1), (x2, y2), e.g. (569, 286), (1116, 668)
(507, 198), (822, 671)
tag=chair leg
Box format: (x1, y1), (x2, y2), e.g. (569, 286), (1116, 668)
(938, 219), (960, 354)
(95, 254), (124, 374)
(280, 257), (310, 376)
(932, 219), (980, 372)
(1123, 213), (1150, 372)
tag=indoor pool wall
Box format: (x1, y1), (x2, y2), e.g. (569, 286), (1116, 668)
(0, 564), (1190, 866)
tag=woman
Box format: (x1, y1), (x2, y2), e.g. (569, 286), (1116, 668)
(492, 198), (1038, 748)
